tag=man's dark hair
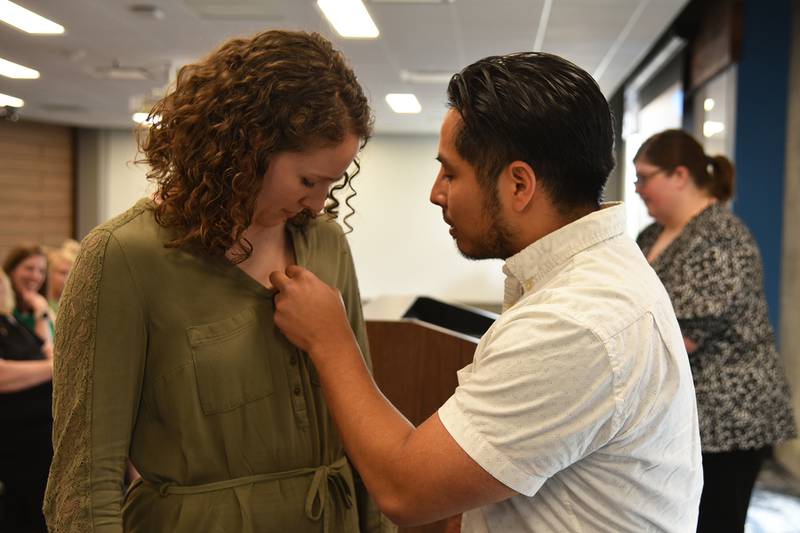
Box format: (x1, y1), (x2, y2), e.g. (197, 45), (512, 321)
(447, 52), (614, 213)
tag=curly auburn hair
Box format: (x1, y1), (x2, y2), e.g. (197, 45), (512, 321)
(138, 30), (373, 261)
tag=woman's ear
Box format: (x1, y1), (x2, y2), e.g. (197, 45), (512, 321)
(501, 160), (537, 212)
(672, 165), (693, 188)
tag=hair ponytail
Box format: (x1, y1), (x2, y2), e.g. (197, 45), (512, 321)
(707, 155), (735, 202)
(634, 129), (737, 203)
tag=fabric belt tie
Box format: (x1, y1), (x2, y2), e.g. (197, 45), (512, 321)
(145, 456), (352, 531)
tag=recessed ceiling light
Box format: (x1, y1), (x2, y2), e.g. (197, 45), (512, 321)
(0, 92), (24, 107)
(0, 56), (39, 79)
(128, 4), (165, 20)
(386, 93), (421, 114)
(317, 0), (379, 39)
(400, 69), (453, 84)
(93, 63), (152, 81)
(0, 0), (64, 34)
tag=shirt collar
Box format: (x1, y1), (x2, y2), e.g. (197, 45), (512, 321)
(501, 202), (627, 310)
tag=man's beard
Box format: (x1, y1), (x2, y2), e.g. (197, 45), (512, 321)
(458, 190), (515, 261)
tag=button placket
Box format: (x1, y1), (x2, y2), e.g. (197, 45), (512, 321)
(287, 347), (309, 426)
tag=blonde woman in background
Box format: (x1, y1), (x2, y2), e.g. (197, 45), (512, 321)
(0, 269), (53, 533)
(46, 239), (80, 320)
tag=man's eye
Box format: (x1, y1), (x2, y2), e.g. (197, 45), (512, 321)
(301, 177), (315, 188)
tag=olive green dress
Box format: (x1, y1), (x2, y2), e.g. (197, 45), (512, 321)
(44, 199), (385, 533)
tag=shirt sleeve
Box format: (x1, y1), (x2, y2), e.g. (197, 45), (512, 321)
(336, 236), (394, 533)
(669, 244), (749, 347)
(438, 308), (619, 496)
(44, 230), (147, 533)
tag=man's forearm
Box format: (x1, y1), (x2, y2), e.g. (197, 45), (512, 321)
(311, 335), (416, 514)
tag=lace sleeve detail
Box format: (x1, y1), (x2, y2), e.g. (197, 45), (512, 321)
(44, 229), (111, 532)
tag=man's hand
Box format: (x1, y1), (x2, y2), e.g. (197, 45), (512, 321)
(269, 265), (356, 357)
(271, 267), (515, 526)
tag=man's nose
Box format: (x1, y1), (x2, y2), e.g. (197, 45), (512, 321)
(430, 175), (446, 207)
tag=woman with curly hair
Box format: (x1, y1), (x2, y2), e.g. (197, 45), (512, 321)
(44, 30), (385, 533)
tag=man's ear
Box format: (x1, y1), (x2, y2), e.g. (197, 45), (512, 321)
(501, 160), (537, 212)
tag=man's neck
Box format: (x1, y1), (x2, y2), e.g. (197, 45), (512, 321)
(510, 203), (598, 256)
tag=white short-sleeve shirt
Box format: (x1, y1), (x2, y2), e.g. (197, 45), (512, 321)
(438, 203), (703, 532)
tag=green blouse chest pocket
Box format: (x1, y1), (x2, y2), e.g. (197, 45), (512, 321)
(187, 307), (273, 415)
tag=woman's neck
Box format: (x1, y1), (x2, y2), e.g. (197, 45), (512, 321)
(241, 222), (287, 251)
(660, 194), (717, 233)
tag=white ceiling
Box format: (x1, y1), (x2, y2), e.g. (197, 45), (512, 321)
(0, 0), (689, 133)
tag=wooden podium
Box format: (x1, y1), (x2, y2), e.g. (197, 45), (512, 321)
(364, 296), (498, 533)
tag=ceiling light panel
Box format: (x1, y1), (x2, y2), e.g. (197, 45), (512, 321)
(369, 0), (453, 3)
(0, 56), (39, 78)
(132, 112), (161, 126)
(0, 0), (64, 34)
(317, 0), (379, 39)
(386, 93), (421, 114)
(0, 92), (24, 107)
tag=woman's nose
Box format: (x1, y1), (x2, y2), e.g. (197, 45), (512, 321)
(302, 188), (329, 213)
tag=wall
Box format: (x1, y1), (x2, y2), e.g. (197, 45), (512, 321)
(732, 0), (792, 333)
(75, 128), (152, 238)
(348, 135), (505, 304)
(0, 120), (74, 260)
(77, 130), (505, 305)
(775, 0), (800, 479)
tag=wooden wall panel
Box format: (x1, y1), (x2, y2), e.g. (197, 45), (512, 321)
(0, 120), (75, 262)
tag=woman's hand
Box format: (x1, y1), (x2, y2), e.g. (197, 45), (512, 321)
(42, 343), (54, 360)
(684, 336), (698, 354)
(20, 289), (49, 319)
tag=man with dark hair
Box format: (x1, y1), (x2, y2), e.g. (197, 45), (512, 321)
(270, 52), (703, 531)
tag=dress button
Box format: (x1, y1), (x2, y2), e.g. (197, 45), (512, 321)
(293, 386), (302, 396)
(289, 355), (298, 366)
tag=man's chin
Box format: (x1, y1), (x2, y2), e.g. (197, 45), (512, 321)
(455, 239), (493, 261)
(455, 236), (513, 261)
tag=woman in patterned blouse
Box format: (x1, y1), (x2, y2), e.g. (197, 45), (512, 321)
(633, 129), (796, 533)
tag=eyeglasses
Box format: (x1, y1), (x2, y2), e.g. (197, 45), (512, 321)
(633, 168), (667, 187)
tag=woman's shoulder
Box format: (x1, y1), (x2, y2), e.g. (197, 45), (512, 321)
(296, 215), (349, 251)
(92, 198), (156, 237)
(636, 221), (661, 248)
(697, 204), (758, 248)
(74, 199), (164, 269)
